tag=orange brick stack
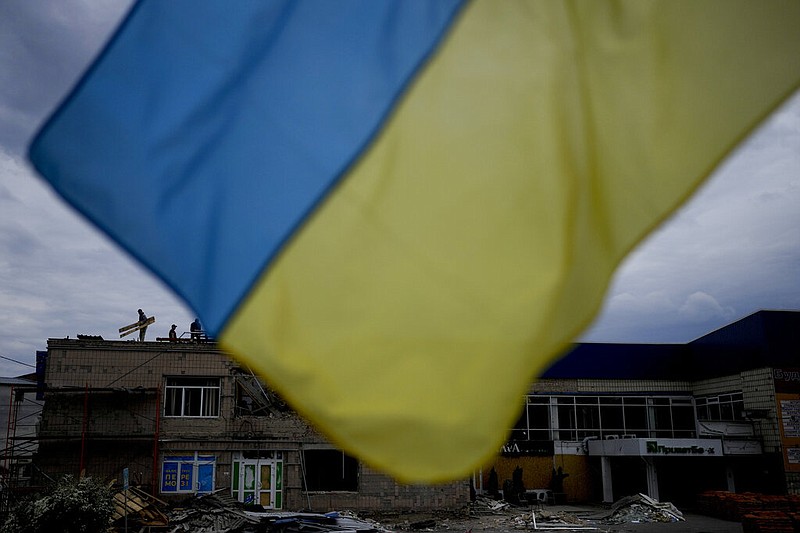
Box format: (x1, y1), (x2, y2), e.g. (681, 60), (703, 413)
(697, 491), (800, 532)
(742, 511), (794, 533)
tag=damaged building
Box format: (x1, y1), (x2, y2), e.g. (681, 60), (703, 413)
(2, 309), (798, 512)
(4, 337), (468, 512)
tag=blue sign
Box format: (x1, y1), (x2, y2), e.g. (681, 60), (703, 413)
(161, 462), (179, 492)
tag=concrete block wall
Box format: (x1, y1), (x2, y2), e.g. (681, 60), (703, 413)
(296, 464), (470, 512)
(531, 378), (691, 394)
(693, 373), (744, 397)
(232, 413), (322, 443)
(45, 338), (237, 390)
(577, 379), (691, 393)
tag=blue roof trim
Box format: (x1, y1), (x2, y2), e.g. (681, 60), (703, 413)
(544, 310), (799, 380)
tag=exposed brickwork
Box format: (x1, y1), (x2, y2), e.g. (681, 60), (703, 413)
(35, 338), (468, 511)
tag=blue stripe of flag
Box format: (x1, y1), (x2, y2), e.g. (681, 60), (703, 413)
(30, 0), (464, 334)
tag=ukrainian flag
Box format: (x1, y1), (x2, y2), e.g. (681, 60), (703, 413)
(29, 0), (800, 482)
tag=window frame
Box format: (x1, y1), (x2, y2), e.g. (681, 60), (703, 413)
(164, 377), (221, 418)
(511, 393), (698, 441)
(161, 453), (216, 494)
(302, 449), (359, 492)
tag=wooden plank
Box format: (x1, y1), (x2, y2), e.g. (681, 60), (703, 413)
(119, 316), (155, 338)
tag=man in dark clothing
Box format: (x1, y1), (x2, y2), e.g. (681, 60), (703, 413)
(190, 318), (202, 341)
(138, 309), (148, 341)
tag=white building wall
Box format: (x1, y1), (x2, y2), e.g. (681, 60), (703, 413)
(741, 368), (780, 454)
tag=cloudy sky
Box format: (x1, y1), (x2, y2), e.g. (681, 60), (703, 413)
(1, 2), (798, 377)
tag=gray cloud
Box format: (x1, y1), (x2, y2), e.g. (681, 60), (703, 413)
(0, 1), (192, 375)
(0, 1), (132, 151)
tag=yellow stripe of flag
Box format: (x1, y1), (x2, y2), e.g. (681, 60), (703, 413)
(222, 0), (800, 482)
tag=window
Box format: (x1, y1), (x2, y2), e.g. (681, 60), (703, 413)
(600, 397), (624, 435)
(512, 394), (697, 441)
(623, 398), (648, 437)
(671, 401), (696, 437)
(575, 397), (600, 439)
(556, 398), (577, 441)
(696, 392), (744, 421)
(234, 375), (288, 417)
(650, 398), (674, 437)
(161, 453), (215, 494)
(527, 397), (551, 440)
(510, 408), (529, 441)
(164, 377), (220, 417)
(303, 450), (358, 491)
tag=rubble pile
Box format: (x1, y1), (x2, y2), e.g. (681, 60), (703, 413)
(470, 495), (512, 515)
(109, 492), (393, 533)
(165, 492), (262, 532)
(110, 486), (169, 529)
(603, 493), (684, 524)
(261, 510), (384, 533)
(467, 495), (594, 531)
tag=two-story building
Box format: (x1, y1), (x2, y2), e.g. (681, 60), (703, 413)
(484, 310), (799, 505)
(16, 337), (468, 512)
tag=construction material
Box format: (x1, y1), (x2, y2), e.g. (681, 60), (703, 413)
(119, 316), (155, 338)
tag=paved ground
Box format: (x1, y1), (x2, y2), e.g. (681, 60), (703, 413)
(370, 504), (743, 533)
(551, 505), (742, 533)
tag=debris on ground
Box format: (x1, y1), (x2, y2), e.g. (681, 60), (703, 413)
(261, 510), (386, 533)
(164, 492), (262, 532)
(602, 493), (684, 524)
(463, 496), (597, 531)
(110, 490), (394, 533)
(470, 495), (512, 514)
(110, 486), (169, 529)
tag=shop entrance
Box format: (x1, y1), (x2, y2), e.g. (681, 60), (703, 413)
(232, 451), (283, 509)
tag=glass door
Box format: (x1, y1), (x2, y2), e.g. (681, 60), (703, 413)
(233, 453), (283, 509)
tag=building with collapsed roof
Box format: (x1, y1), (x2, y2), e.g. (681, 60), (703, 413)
(3, 309), (798, 511)
(4, 335), (468, 512)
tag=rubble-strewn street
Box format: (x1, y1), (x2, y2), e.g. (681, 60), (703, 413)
(109, 491), (748, 533)
(369, 495), (742, 533)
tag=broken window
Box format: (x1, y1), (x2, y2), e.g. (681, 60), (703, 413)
(234, 374), (287, 417)
(302, 450), (358, 492)
(164, 377), (220, 417)
(696, 392), (744, 421)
